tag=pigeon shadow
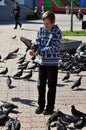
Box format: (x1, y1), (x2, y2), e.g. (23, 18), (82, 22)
(10, 110), (21, 114)
(23, 79), (37, 82)
(57, 84), (66, 87)
(21, 28), (38, 32)
(9, 85), (16, 89)
(73, 88), (86, 91)
(11, 97), (37, 107)
(64, 80), (74, 83)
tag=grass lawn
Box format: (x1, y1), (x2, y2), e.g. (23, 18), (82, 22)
(62, 30), (86, 36)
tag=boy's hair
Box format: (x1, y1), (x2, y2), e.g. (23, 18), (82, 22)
(42, 11), (55, 23)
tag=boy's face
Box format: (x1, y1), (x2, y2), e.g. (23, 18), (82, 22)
(43, 19), (55, 31)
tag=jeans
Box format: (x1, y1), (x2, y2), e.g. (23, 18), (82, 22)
(37, 64), (58, 111)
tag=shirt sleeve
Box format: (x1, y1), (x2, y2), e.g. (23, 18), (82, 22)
(39, 29), (62, 56)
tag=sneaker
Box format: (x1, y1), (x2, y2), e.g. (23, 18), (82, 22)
(35, 107), (44, 114)
(43, 109), (53, 115)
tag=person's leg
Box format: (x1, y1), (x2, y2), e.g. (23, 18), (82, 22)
(35, 65), (47, 114)
(44, 66), (58, 114)
(14, 17), (21, 29)
(14, 17), (17, 29)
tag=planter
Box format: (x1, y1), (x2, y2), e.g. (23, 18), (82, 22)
(60, 40), (82, 54)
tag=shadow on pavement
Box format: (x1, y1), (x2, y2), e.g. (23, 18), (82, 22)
(11, 97), (37, 107)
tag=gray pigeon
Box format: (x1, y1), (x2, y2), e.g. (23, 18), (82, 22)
(13, 69), (23, 79)
(0, 67), (8, 75)
(71, 76), (82, 90)
(6, 76), (12, 88)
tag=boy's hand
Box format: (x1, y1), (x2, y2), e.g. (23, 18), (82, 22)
(28, 50), (35, 56)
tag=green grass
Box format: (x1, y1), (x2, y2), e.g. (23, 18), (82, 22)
(62, 30), (86, 36)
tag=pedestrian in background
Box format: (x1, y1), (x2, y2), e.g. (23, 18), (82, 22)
(12, 2), (22, 29)
(34, 7), (39, 20)
(28, 11), (62, 115)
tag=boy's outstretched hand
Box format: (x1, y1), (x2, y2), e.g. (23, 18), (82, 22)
(28, 50), (38, 56)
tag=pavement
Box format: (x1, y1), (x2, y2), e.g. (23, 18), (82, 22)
(0, 14), (86, 130)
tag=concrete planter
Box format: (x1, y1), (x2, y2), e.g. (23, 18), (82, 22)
(60, 40), (82, 51)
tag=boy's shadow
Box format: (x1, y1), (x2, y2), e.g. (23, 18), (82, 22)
(11, 97), (37, 107)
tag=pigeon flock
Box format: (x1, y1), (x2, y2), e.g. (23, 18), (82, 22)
(0, 35), (86, 130)
(46, 105), (86, 130)
(0, 36), (38, 129)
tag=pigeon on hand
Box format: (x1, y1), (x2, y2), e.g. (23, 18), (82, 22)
(71, 105), (86, 118)
(0, 67), (8, 75)
(6, 76), (12, 88)
(71, 76), (82, 90)
(62, 72), (70, 81)
(20, 36), (32, 49)
(13, 69), (23, 79)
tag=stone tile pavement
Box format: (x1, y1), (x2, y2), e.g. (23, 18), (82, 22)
(0, 14), (86, 130)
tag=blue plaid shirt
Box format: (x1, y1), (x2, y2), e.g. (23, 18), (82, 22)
(35, 24), (62, 66)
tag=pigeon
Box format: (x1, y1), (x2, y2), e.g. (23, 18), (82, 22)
(67, 117), (86, 130)
(62, 63), (73, 71)
(0, 55), (2, 61)
(13, 69), (23, 79)
(31, 56), (36, 61)
(1, 102), (18, 110)
(10, 48), (19, 54)
(17, 58), (25, 64)
(5, 117), (21, 130)
(47, 117), (67, 130)
(28, 63), (38, 70)
(11, 35), (17, 39)
(18, 61), (30, 67)
(71, 76), (82, 89)
(62, 72), (70, 81)
(6, 76), (12, 88)
(71, 105), (86, 118)
(0, 67), (8, 75)
(2, 52), (17, 61)
(71, 66), (82, 75)
(0, 109), (10, 126)
(18, 61), (30, 70)
(20, 36), (32, 49)
(56, 118), (67, 130)
(18, 54), (26, 61)
(46, 109), (61, 126)
(22, 70), (32, 80)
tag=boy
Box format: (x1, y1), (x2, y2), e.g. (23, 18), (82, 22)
(29, 11), (62, 115)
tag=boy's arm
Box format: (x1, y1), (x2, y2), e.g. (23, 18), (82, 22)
(37, 29), (62, 56)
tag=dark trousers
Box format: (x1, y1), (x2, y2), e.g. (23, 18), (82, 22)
(14, 16), (21, 28)
(37, 65), (58, 111)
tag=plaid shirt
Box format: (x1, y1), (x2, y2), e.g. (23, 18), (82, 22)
(36, 25), (62, 66)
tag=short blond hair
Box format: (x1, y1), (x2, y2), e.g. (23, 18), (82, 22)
(42, 11), (55, 23)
